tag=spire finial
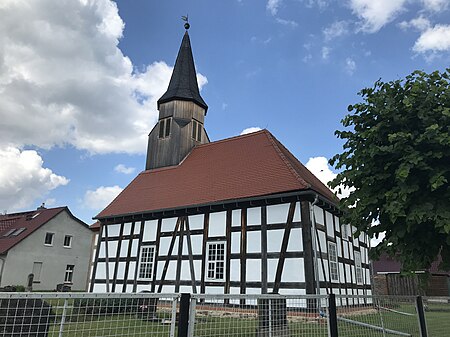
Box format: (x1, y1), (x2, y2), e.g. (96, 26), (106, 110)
(182, 15), (190, 30)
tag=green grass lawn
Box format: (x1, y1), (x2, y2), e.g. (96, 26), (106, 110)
(7, 303), (449, 337)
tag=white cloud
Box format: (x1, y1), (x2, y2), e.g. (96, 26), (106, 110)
(349, 0), (407, 33)
(0, 147), (69, 212)
(413, 24), (450, 53)
(322, 46), (331, 60)
(267, 0), (282, 16)
(0, 0), (207, 155)
(345, 57), (357, 75)
(114, 164), (135, 175)
(398, 15), (431, 31)
(305, 156), (354, 198)
(323, 21), (349, 41)
(276, 18), (299, 28)
(422, 0), (448, 12)
(83, 185), (123, 210)
(240, 127), (262, 135)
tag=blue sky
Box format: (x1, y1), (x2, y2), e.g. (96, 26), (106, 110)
(0, 0), (449, 225)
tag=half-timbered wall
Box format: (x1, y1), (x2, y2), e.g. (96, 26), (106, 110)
(90, 201), (371, 298)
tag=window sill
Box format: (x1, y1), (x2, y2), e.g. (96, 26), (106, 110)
(44, 244), (53, 247)
(63, 246), (72, 249)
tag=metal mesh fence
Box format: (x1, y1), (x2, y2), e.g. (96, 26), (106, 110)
(190, 294), (329, 337)
(0, 292), (179, 337)
(335, 295), (420, 337)
(423, 296), (450, 337)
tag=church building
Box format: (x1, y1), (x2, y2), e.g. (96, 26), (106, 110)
(90, 25), (371, 298)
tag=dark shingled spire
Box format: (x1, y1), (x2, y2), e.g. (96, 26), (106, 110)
(157, 31), (208, 112)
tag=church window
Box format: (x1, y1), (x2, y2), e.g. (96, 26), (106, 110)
(158, 118), (171, 139)
(328, 242), (339, 282)
(192, 120), (202, 142)
(138, 246), (155, 280)
(206, 241), (225, 281)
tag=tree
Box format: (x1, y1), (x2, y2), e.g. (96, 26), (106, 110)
(329, 69), (450, 272)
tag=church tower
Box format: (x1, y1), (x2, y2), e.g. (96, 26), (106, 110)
(145, 23), (209, 170)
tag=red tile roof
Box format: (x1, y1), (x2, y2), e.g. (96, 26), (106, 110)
(97, 130), (338, 219)
(0, 207), (88, 254)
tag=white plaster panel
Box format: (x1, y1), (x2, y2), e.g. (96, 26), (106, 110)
(336, 237), (342, 257)
(246, 288), (261, 295)
(361, 247), (367, 264)
(107, 241), (118, 258)
(125, 284), (133, 292)
(232, 209), (241, 227)
(136, 284), (151, 292)
(180, 260), (198, 280)
(230, 287), (240, 294)
(279, 288), (306, 296)
(91, 248), (96, 262)
(134, 222), (142, 235)
(179, 285), (195, 293)
(267, 259), (278, 283)
(282, 258), (304, 282)
(334, 216), (340, 232)
(98, 242), (106, 258)
(352, 228), (359, 247)
(205, 286), (224, 294)
(107, 224), (121, 237)
(287, 228), (302, 252)
(161, 218), (177, 232)
(267, 204), (289, 224)
(345, 264), (351, 282)
(93, 284), (107, 293)
(123, 222), (132, 236)
(95, 262), (106, 279)
(230, 260), (240, 281)
(189, 235), (203, 255)
(351, 265), (355, 283)
(162, 285), (175, 293)
(165, 261), (177, 280)
(116, 262), (126, 279)
(231, 232), (240, 254)
(339, 263), (345, 283)
(131, 239), (139, 256)
(157, 262), (165, 279)
(313, 206), (324, 225)
(209, 211), (226, 237)
(349, 246), (354, 260)
(127, 262), (136, 279)
(365, 269), (371, 284)
(188, 214), (204, 230)
(143, 220), (158, 242)
(247, 231), (261, 253)
(293, 202), (301, 222)
(267, 229), (283, 253)
(159, 237), (173, 256)
(246, 259), (261, 282)
(120, 240), (129, 257)
(247, 207), (261, 225)
(325, 211), (334, 237)
(317, 230), (327, 253)
(343, 242), (349, 259)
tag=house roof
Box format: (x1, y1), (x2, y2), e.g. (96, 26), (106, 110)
(97, 130), (337, 219)
(0, 207), (88, 254)
(372, 253), (450, 276)
(157, 31), (208, 111)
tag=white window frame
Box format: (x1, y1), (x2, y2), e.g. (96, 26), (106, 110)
(64, 264), (74, 283)
(138, 245), (156, 280)
(63, 235), (72, 248)
(44, 232), (54, 246)
(328, 242), (339, 282)
(341, 224), (349, 239)
(205, 241), (226, 282)
(354, 251), (363, 284)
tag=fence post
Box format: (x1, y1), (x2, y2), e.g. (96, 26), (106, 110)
(328, 294), (339, 337)
(416, 296), (428, 337)
(58, 298), (68, 337)
(177, 293), (191, 337)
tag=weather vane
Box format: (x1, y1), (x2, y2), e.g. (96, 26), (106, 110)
(182, 15), (190, 30)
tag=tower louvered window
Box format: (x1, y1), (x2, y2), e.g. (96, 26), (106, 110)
(158, 118), (171, 139)
(192, 120), (202, 142)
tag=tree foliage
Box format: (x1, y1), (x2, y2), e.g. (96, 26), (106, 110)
(330, 69), (450, 272)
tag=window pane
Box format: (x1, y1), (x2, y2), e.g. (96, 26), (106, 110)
(192, 120), (197, 139)
(159, 120), (165, 138)
(197, 123), (202, 141)
(165, 118), (171, 137)
(64, 235), (72, 247)
(45, 233), (53, 245)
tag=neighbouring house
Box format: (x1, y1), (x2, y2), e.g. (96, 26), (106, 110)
(372, 253), (450, 296)
(89, 25), (371, 297)
(0, 206), (93, 291)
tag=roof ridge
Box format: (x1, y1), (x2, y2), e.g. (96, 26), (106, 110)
(264, 132), (311, 189)
(195, 129), (268, 149)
